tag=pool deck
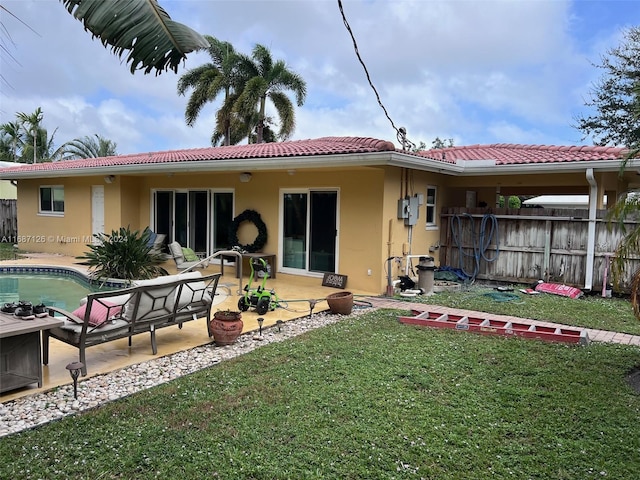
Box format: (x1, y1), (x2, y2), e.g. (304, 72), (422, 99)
(4, 253), (640, 405)
(0, 253), (376, 402)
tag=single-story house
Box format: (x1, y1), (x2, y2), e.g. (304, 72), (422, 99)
(0, 136), (637, 293)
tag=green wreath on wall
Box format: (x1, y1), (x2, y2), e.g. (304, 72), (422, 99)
(229, 209), (267, 253)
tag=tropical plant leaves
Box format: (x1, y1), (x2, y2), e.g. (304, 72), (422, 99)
(60, 0), (208, 75)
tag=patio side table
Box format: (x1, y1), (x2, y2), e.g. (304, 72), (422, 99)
(0, 313), (64, 393)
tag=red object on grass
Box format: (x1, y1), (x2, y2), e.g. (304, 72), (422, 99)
(534, 282), (583, 299)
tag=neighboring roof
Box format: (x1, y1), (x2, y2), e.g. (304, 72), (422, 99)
(418, 143), (628, 165)
(523, 195), (608, 208)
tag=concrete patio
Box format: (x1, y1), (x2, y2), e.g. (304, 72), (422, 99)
(0, 253), (376, 402)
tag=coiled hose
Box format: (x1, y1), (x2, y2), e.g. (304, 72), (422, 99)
(450, 213), (500, 281)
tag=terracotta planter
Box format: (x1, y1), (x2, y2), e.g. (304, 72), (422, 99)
(210, 311), (243, 346)
(326, 291), (354, 315)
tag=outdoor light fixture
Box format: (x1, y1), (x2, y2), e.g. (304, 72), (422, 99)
(104, 175), (115, 183)
(239, 172), (252, 183)
(276, 319), (283, 332)
(65, 361), (84, 399)
(257, 317), (264, 336)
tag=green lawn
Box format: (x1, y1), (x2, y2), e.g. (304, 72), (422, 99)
(402, 285), (640, 336)
(1, 309), (638, 479)
(0, 242), (20, 260)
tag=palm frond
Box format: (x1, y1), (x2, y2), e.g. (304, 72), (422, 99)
(60, 0), (208, 75)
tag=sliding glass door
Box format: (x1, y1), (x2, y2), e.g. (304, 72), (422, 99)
(153, 190), (233, 255)
(282, 190), (338, 274)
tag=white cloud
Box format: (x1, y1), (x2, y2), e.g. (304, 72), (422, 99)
(1, 0), (638, 155)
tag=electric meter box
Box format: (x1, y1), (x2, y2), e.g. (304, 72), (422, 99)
(397, 197), (419, 225)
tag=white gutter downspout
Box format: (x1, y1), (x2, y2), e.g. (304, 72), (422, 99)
(585, 168), (597, 291)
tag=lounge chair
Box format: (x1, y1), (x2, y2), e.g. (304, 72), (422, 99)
(148, 233), (167, 256)
(168, 241), (209, 270)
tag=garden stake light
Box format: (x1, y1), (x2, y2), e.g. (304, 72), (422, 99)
(65, 362), (84, 399)
(276, 319), (283, 332)
(308, 299), (317, 317)
(257, 317), (264, 336)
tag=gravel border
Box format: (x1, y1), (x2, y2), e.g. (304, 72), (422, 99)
(0, 308), (373, 438)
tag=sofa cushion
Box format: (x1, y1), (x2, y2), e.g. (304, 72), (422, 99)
(124, 273), (190, 321)
(56, 318), (130, 343)
(72, 300), (122, 327)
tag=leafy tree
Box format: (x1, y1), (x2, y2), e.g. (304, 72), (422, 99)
(59, 0), (208, 75)
(177, 36), (245, 146)
(575, 26), (640, 147)
(432, 137), (455, 149)
(608, 79), (640, 313)
(62, 134), (118, 159)
(411, 138), (455, 152)
(234, 44), (307, 143)
(498, 195), (522, 209)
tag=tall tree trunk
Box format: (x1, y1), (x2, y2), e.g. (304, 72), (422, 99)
(256, 96), (267, 144)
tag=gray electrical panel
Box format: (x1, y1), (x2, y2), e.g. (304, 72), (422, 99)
(397, 196), (419, 225)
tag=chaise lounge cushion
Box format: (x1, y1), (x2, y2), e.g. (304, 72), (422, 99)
(71, 300), (122, 327)
(182, 247), (199, 262)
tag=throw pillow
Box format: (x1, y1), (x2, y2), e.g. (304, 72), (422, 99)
(147, 231), (158, 248)
(71, 300), (122, 327)
(182, 247), (199, 262)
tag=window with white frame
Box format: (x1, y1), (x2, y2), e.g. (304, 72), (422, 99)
(39, 186), (64, 215)
(425, 186), (437, 228)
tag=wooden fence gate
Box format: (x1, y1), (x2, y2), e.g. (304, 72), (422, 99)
(439, 207), (640, 292)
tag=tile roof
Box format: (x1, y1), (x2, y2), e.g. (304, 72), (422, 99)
(0, 136), (396, 174)
(417, 143), (629, 165)
(0, 137), (633, 178)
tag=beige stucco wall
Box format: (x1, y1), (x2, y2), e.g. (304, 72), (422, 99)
(12, 166), (636, 293)
(15, 167), (453, 293)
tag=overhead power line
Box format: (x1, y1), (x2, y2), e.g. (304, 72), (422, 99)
(337, 0), (415, 151)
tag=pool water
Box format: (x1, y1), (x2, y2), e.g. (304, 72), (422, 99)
(0, 273), (108, 311)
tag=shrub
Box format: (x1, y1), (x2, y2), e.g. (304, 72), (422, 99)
(76, 226), (168, 283)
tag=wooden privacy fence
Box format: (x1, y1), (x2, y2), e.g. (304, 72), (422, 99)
(439, 207), (640, 292)
(0, 200), (17, 240)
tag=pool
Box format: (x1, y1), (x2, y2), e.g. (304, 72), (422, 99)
(0, 269), (115, 311)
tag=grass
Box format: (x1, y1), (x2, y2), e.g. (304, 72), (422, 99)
(0, 242), (20, 260)
(400, 284), (640, 336)
(1, 309), (639, 479)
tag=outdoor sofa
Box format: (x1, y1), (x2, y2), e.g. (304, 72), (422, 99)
(43, 271), (221, 376)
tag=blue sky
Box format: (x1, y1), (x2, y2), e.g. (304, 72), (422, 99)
(1, 0), (639, 155)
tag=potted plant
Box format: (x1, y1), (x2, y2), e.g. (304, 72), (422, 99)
(209, 310), (243, 346)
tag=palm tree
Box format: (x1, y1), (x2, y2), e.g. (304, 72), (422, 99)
(177, 36), (244, 146)
(0, 121), (23, 162)
(62, 134), (118, 160)
(17, 107), (43, 163)
(20, 125), (64, 163)
(234, 44), (307, 144)
(59, 0), (208, 75)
